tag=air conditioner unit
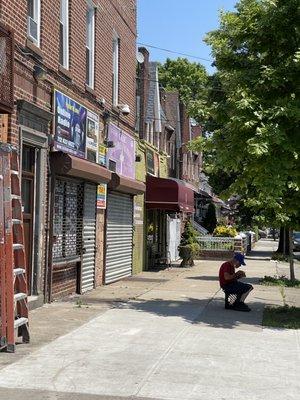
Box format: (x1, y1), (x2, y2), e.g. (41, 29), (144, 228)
(27, 16), (38, 44)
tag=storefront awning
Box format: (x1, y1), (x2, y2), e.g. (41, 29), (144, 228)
(146, 176), (194, 213)
(108, 173), (146, 195)
(50, 152), (112, 183)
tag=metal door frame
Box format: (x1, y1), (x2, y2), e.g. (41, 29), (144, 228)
(20, 127), (47, 296)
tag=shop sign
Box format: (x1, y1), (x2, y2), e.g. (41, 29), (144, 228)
(86, 110), (99, 161)
(54, 90), (87, 158)
(107, 124), (135, 179)
(98, 144), (107, 167)
(146, 149), (155, 175)
(97, 183), (107, 209)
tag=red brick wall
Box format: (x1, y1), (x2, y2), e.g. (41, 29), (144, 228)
(0, 0), (137, 144)
(0, 0), (137, 298)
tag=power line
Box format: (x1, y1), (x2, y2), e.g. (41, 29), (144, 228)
(137, 42), (214, 63)
(136, 76), (226, 93)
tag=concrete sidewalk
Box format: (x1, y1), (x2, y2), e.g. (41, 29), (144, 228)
(0, 239), (299, 400)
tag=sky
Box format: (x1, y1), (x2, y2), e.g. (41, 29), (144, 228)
(137, 0), (238, 74)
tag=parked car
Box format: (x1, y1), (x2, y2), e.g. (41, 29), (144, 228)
(293, 232), (300, 251)
(258, 229), (268, 238)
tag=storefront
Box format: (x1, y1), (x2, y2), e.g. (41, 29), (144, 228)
(49, 152), (111, 299)
(145, 176), (194, 267)
(105, 124), (145, 284)
(48, 90), (110, 300)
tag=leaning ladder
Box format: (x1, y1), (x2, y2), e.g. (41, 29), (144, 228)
(0, 143), (30, 352)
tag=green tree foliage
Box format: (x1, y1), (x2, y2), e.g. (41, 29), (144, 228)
(202, 203), (218, 233)
(179, 221), (199, 246)
(192, 0), (300, 229)
(158, 58), (208, 121)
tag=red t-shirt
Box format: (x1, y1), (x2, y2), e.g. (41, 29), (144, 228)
(219, 261), (236, 288)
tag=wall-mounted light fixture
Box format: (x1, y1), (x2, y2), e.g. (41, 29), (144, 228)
(98, 97), (106, 108)
(33, 65), (47, 81)
(103, 139), (114, 148)
(117, 103), (130, 116)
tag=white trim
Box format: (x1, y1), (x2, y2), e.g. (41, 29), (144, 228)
(60, 0), (69, 69)
(86, 4), (95, 88)
(112, 32), (119, 106)
(27, 0), (41, 47)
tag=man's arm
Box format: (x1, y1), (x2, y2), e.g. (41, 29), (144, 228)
(224, 270), (246, 281)
(224, 271), (237, 281)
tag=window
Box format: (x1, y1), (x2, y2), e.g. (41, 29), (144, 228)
(112, 34), (119, 105)
(86, 4), (95, 88)
(52, 180), (84, 260)
(27, 0), (41, 46)
(59, 0), (69, 69)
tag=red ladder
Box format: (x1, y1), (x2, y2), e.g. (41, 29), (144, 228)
(0, 143), (29, 352)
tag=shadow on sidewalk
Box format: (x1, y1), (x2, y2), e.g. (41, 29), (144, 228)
(118, 296), (263, 330)
(185, 276), (261, 285)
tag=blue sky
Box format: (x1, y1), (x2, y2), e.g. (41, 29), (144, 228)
(137, 0), (238, 74)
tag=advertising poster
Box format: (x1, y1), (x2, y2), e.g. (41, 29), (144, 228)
(107, 124), (135, 179)
(54, 90), (87, 158)
(97, 183), (107, 209)
(86, 111), (99, 153)
(98, 144), (107, 167)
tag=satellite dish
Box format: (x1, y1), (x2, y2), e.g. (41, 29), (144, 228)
(136, 51), (145, 64)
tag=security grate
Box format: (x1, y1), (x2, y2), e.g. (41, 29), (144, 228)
(0, 24), (14, 114)
(52, 179), (84, 261)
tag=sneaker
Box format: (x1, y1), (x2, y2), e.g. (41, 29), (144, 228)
(225, 303), (235, 310)
(233, 302), (251, 312)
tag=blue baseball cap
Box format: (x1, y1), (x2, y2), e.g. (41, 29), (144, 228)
(234, 253), (246, 266)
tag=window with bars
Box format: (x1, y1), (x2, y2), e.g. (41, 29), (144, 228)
(52, 179), (84, 261)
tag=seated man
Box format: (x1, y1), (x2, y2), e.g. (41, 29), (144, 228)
(219, 253), (253, 312)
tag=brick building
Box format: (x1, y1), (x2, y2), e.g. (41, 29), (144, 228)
(0, 0), (144, 304)
(137, 47), (198, 267)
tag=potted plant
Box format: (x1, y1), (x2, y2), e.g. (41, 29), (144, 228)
(178, 221), (200, 267)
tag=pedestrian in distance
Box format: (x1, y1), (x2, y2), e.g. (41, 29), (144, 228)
(219, 253), (253, 312)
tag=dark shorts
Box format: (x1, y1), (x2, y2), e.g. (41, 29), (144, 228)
(222, 281), (253, 295)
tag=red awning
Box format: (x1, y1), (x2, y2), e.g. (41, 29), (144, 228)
(145, 176), (194, 213)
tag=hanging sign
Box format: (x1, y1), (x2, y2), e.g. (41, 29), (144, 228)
(97, 183), (107, 209)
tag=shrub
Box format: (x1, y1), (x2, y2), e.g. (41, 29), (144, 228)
(178, 222), (200, 267)
(179, 221), (199, 246)
(213, 225), (238, 237)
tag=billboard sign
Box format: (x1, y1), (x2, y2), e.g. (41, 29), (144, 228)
(54, 90), (87, 158)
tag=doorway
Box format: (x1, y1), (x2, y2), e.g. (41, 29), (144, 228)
(21, 145), (36, 294)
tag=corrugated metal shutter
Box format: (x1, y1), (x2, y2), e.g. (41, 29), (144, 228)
(105, 192), (133, 284)
(81, 183), (97, 293)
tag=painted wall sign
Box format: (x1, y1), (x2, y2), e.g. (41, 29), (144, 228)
(97, 183), (107, 209)
(107, 124), (135, 179)
(54, 90), (87, 158)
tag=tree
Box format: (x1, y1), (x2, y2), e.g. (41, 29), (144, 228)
(191, 0), (300, 279)
(158, 58), (208, 121)
(203, 203), (217, 233)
